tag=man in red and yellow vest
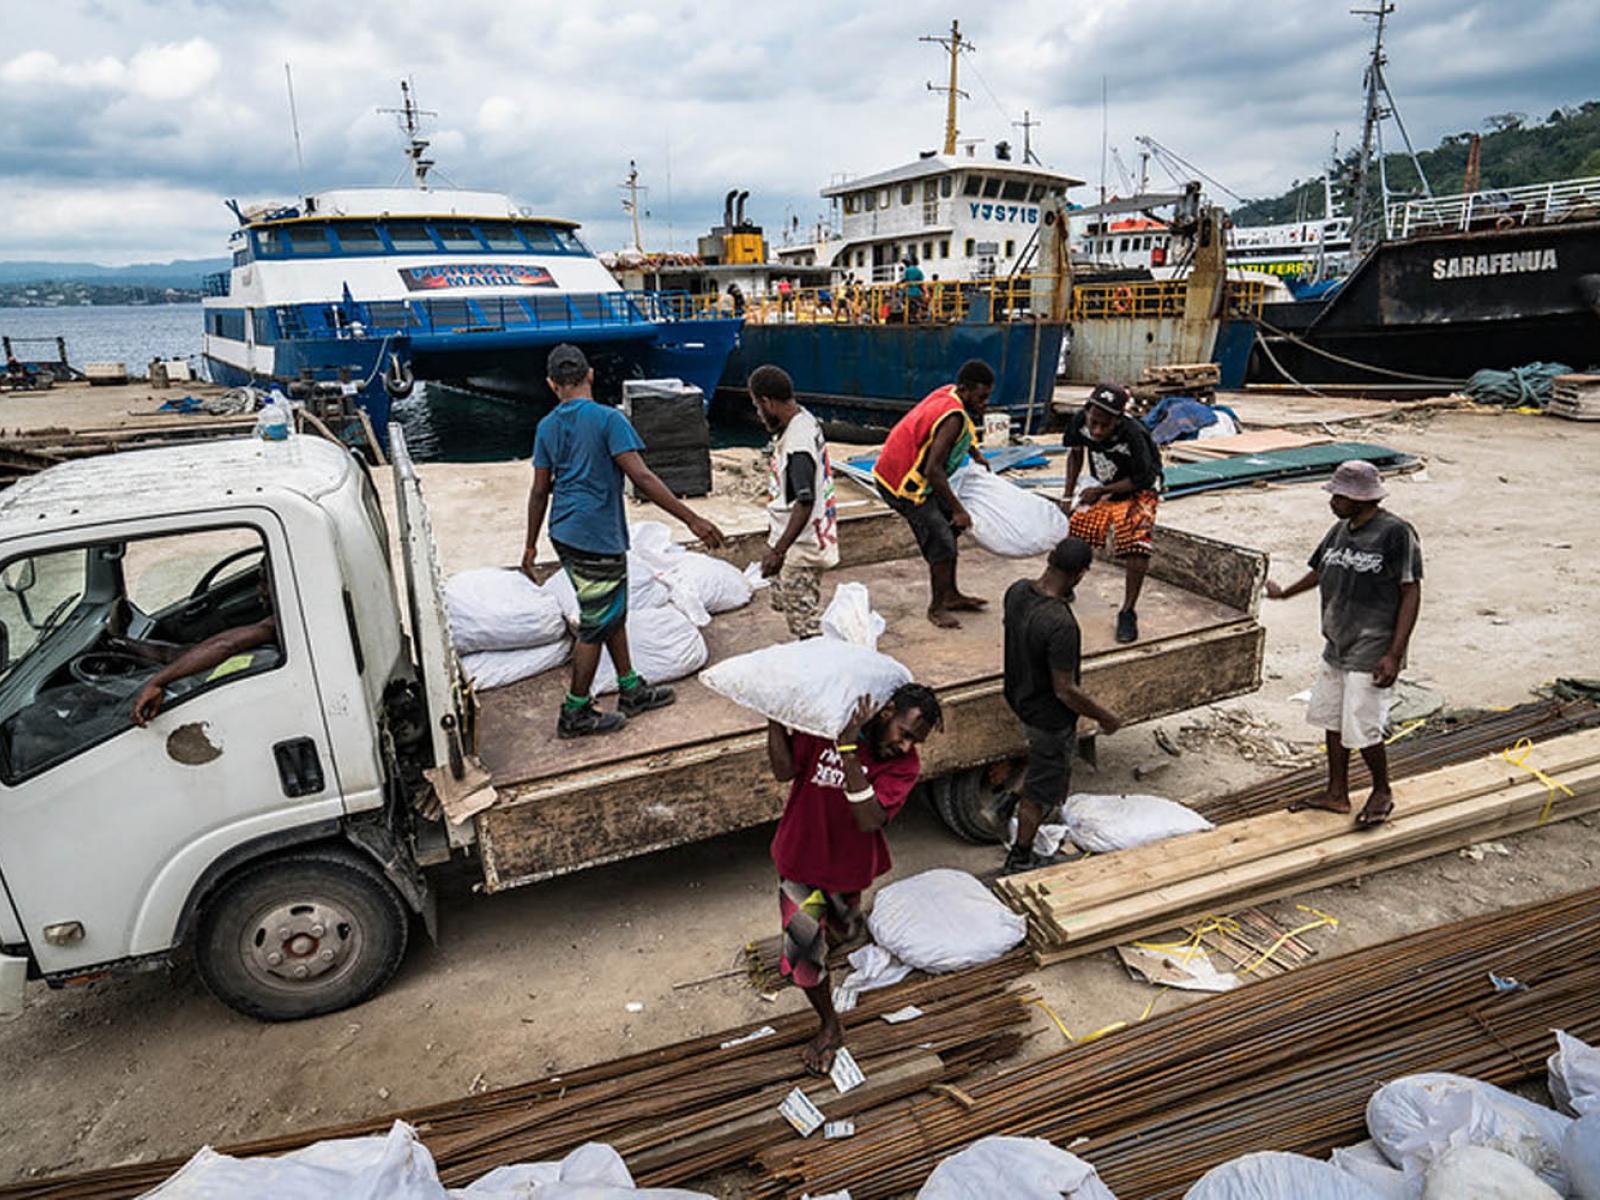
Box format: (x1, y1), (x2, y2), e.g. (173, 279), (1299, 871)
(873, 359), (993, 627)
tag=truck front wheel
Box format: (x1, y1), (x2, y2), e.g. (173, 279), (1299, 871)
(194, 846), (410, 1021)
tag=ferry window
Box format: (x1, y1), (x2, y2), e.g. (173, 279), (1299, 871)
(923, 241), (934, 260)
(250, 309), (276, 344)
(924, 181), (938, 200)
(1029, 184), (1046, 202)
(879, 189), (890, 208)
(1001, 180), (1028, 202)
(941, 176), (953, 198)
(232, 247), (251, 268)
(333, 224), (384, 254)
(982, 177), (1003, 199)
(211, 309), (246, 341)
(433, 223), (483, 250)
(254, 229), (285, 257)
(900, 184), (913, 205)
(478, 222), (524, 251)
(855, 251), (865, 267)
(1004, 239), (1016, 257)
(553, 228), (587, 254)
(843, 194), (858, 215)
(517, 223), (560, 252)
(1120, 238), (1130, 252)
(939, 240), (950, 258)
(864, 191), (877, 212)
(964, 237), (976, 256)
(386, 222), (438, 252)
(285, 225), (331, 254)
(963, 175), (983, 197)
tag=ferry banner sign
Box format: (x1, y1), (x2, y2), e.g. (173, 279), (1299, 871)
(400, 263), (556, 291)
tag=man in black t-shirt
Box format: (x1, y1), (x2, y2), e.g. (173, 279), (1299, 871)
(1000, 537), (1124, 875)
(1061, 383), (1163, 644)
(1265, 460), (1423, 827)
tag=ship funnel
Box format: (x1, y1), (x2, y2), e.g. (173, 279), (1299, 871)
(736, 190), (750, 225)
(723, 189), (739, 229)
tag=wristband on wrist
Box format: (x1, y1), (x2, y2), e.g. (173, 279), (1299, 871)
(846, 785), (876, 804)
(836, 742), (858, 754)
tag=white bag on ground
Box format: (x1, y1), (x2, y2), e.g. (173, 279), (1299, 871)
(445, 568), (567, 652)
(821, 581), (886, 650)
(662, 552), (754, 615)
(917, 1136), (1117, 1199)
(1183, 1151), (1385, 1199)
(1565, 1111), (1600, 1200)
(1061, 792), (1214, 853)
(950, 466), (1070, 558)
(456, 1140), (713, 1198)
(702, 638), (911, 738)
(1419, 1144), (1561, 1200)
(1331, 1140), (1422, 1200)
(867, 869), (1025, 973)
(590, 604), (707, 696)
(1366, 1073), (1573, 1195)
(544, 555), (670, 631)
(461, 639), (572, 691)
(1551, 1030), (1600, 1117)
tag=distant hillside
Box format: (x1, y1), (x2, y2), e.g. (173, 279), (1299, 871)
(1233, 100), (1600, 226)
(0, 258), (229, 289)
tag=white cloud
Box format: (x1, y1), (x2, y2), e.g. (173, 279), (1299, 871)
(477, 96), (519, 134)
(126, 38), (221, 101)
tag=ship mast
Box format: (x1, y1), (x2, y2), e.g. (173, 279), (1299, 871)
(921, 19), (971, 156)
(1348, 3), (1432, 252)
(379, 79), (438, 189)
(619, 161), (647, 254)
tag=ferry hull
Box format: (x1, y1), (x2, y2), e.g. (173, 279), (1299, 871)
(714, 320), (1065, 433)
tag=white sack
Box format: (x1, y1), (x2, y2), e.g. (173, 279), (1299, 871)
(837, 943), (914, 998)
(462, 639), (573, 691)
(1005, 815), (1071, 856)
(456, 1140), (713, 1198)
(700, 639), (911, 738)
(1366, 1072), (1573, 1195)
(916, 1135), (1117, 1199)
(1331, 1141), (1422, 1200)
(1061, 792), (1214, 853)
(1565, 1111), (1600, 1200)
(544, 555), (670, 632)
(1551, 1030), (1600, 1117)
(866, 869), (1025, 973)
(445, 568), (567, 652)
(1183, 1151), (1385, 1200)
(821, 581), (886, 650)
(662, 552), (753, 615)
(950, 466), (1070, 558)
(590, 604), (707, 696)
(1419, 1144), (1561, 1200)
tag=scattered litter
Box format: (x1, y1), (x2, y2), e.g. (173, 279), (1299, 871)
(823, 1119), (855, 1140)
(881, 1005), (924, 1024)
(779, 1088), (827, 1138)
(1176, 705), (1318, 768)
(1116, 944), (1239, 993)
(829, 1047), (866, 1095)
(624, 1001), (644, 1013)
(837, 944), (913, 999)
(1289, 689), (1313, 703)
(1459, 841), (1510, 862)
(718, 1025), (776, 1051)
(1488, 973), (1526, 994)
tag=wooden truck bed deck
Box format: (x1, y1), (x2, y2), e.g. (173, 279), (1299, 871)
(466, 509), (1266, 890)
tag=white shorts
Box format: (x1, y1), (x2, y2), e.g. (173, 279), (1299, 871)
(1305, 662), (1393, 749)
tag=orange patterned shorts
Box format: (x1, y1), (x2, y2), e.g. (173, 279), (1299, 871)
(1069, 489), (1160, 557)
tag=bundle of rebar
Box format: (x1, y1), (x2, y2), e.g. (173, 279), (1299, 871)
(755, 886), (1600, 1199)
(3, 954), (1030, 1199)
(1194, 697), (1599, 824)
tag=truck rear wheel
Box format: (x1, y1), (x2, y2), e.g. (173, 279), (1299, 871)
(194, 846), (409, 1021)
(929, 766), (1016, 844)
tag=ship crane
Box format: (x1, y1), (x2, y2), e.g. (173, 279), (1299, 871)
(1135, 136), (1248, 207)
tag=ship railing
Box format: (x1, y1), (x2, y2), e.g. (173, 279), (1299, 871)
(202, 272), (230, 298)
(1386, 175), (1600, 238)
(1068, 277), (1271, 321)
(309, 290), (728, 337)
(733, 274), (1064, 327)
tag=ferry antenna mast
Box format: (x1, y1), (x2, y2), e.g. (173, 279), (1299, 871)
(379, 79), (438, 188)
(921, 19), (972, 156)
(619, 161), (648, 253)
(283, 63), (308, 201)
(1013, 109), (1041, 165)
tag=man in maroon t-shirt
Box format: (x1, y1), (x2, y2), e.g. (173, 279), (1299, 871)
(767, 682), (943, 1073)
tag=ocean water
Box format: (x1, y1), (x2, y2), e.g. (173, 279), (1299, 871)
(0, 303), (201, 372)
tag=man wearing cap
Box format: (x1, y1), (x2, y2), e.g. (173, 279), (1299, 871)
(873, 359), (994, 628)
(1265, 460), (1422, 826)
(1060, 383), (1163, 644)
(524, 344), (727, 737)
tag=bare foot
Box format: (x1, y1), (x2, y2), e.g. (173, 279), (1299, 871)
(801, 1020), (845, 1075)
(927, 606), (961, 629)
(1289, 790), (1352, 814)
(948, 593), (988, 611)
(1356, 787), (1394, 827)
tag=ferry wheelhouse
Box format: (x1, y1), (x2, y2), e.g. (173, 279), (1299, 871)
(201, 89), (739, 446)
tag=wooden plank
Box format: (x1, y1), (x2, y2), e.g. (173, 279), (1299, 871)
(1141, 525), (1267, 615)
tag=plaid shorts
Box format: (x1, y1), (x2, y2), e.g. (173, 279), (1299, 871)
(553, 539), (628, 644)
(778, 878), (861, 990)
(1069, 489), (1160, 557)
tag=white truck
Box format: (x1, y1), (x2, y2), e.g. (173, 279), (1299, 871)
(0, 432), (1266, 1021)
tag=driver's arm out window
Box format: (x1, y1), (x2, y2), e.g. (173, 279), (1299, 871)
(0, 526), (281, 783)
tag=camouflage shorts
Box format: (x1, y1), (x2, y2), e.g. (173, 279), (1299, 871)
(768, 561), (824, 640)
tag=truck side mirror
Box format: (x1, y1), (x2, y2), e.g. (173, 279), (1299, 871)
(1, 560), (35, 595)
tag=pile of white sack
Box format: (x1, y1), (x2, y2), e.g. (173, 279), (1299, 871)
(950, 465), (1070, 558)
(702, 580), (910, 738)
(446, 522), (757, 693)
(1009, 791), (1215, 857)
(142, 1123), (711, 1199)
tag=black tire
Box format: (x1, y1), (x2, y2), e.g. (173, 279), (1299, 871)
(928, 775), (980, 843)
(929, 767), (1017, 844)
(194, 846), (409, 1022)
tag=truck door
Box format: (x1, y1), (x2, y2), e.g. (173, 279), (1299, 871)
(0, 513), (344, 977)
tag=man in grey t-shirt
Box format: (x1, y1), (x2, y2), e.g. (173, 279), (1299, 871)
(1264, 460), (1422, 826)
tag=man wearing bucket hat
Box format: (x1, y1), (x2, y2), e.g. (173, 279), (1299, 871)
(1264, 460), (1423, 826)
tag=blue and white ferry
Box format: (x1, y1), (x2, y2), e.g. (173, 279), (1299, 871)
(201, 86), (740, 447)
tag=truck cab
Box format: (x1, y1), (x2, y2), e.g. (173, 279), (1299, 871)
(0, 436), (443, 1020)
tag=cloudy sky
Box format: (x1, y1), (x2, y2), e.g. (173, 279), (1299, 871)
(3, 0), (1597, 264)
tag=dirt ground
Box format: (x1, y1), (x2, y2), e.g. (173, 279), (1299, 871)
(3, 397), (1599, 1186)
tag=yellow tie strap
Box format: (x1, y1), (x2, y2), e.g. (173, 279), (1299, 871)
(1499, 737), (1575, 824)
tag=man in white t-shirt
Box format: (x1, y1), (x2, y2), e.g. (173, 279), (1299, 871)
(751, 365), (839, 639)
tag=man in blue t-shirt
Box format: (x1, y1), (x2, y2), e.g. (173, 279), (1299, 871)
(524, 344), (727, 737)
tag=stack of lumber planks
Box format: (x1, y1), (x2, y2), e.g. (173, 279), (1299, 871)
(1549, 373), (1600, 421)
(997, 726), (1600, 964)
